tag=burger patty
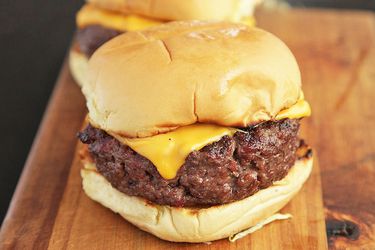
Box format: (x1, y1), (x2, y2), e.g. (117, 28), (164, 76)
(76, 25), (122, 57)
(78, 119), (301, 207)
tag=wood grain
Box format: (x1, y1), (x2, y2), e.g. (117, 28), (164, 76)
(0, 8), (374, 249)
(0, 62), (87, 249)
(256, 8), (375, 249)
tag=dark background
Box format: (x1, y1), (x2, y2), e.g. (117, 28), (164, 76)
(0, 0), (374, 224)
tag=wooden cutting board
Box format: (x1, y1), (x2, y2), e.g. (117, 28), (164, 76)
(1, 8), (375, 249)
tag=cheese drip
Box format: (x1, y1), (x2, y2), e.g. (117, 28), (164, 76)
(77, 4), (163, 32)
(117, 124), (237, 179)
(111, 99), (311, 180)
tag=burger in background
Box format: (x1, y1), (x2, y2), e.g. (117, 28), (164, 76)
(77, 21), (313, 242)
(69, 0), (263, 86)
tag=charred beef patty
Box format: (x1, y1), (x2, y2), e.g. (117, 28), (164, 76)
(76, 25), (122, 57)
(78, 119), (300, 207)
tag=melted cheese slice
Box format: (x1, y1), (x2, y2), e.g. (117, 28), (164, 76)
(77, 4), (256, 33)
(276, 99), (311, 120)
(77, 4), (163, 32)
(116, 124), (237, 179)
(111, 99), (311, 180)
(239, 16), (256, 27)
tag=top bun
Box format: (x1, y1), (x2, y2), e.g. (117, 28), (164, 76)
(83, 21), (302, 138)
(87, 0), (260, 22)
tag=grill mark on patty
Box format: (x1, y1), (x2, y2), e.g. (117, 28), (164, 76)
(78, 119), (301, 207)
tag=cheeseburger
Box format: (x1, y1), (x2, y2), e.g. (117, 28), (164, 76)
(69, 0), (262, 86)
(78, 21), (313, 243)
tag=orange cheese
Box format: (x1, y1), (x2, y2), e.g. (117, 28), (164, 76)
(276, 99), (311, 120)
(77, 4), (164, 32)
(239, 16), (256, 27)
(117, 124), (237, 179)
(76, 4), (256, 33)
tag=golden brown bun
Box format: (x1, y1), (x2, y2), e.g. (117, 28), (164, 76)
(69, 49), (89, 87)
(87, 0), (261, 22)
(81, 155), (313, 242)
(83, 21), (302, 138)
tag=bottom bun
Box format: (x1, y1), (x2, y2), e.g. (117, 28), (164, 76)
(69, 49), (89, 87)
(81, 156), (313, 243)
